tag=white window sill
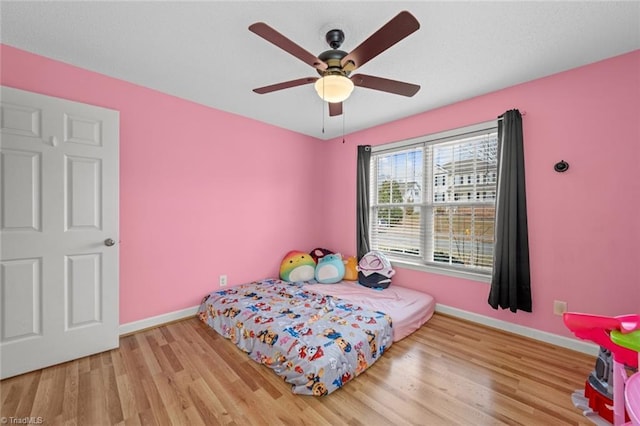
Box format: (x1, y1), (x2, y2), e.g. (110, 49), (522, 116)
(389, 259), (492, 284)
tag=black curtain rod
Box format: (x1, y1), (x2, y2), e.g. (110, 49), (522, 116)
(497, 110), (526, 120)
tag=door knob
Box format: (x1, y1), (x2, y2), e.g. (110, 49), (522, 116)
(104, 238), (116, 247)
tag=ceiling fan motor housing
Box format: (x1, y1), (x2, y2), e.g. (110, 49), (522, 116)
(318, 30), (349, 77)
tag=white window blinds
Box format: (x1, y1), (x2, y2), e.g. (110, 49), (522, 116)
(370, 123), (498, 274)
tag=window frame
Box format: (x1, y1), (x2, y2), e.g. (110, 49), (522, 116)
(369, 120), (499, 283)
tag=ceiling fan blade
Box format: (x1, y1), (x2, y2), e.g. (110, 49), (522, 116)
(249, 22), (327, 71)
(329, 102), (343, 117)
(341, 11), (420, 71)
(253, 77), (318, 94)
(351, 74), (420, 97)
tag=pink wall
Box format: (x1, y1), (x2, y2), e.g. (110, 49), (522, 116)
(2, 43), (638, 338)
(0, 44), (328, 324)
(320, 50), (640, 337)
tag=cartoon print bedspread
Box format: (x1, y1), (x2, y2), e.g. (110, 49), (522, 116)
(197, 278), (393, 396)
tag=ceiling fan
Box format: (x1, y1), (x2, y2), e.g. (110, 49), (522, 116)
(249, 11), (421, 117)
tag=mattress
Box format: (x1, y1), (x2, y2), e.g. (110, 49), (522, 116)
(197, 278), (394, 396)
(303, 280), (435, 341)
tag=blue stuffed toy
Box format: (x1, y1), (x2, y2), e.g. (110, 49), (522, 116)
(315, 254), (345, 284)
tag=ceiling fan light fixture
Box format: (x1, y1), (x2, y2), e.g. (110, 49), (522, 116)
(314, 75), (354, 103)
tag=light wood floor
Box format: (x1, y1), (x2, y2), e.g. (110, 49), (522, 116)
(1, 313), (596, 425)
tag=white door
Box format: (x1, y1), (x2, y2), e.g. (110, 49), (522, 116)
(0, 86), (119, 379)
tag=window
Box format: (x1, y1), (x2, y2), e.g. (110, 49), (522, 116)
(369, 122), (498, 277)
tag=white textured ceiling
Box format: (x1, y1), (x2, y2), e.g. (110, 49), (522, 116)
(2, 1), (639, 140)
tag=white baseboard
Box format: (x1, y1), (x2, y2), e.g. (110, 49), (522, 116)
(118, 302), (598, 357)
(435, 303), (599, 356)
(119, 305), (200, 336)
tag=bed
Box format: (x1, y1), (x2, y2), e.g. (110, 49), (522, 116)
(197, 278), (435, 396)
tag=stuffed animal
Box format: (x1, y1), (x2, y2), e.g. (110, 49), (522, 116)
(357, 250), (395, 289)
(343, 256), (358, 281)
(280, 251), (316, 282)
(309, 247), (334, 264)
(315, 254), (345, 284)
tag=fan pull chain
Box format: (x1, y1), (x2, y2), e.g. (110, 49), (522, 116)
(342, 105), (346, 143)
(321, 79), (325, 134)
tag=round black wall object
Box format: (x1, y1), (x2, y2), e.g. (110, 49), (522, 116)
(554, 160), (569, 173)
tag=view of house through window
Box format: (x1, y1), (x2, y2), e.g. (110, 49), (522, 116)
(370, 124), (498, 275)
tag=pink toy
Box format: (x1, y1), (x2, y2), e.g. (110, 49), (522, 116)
(563, 313), (640, 425)
(626, 373), (640, 425)
(612, 330), (640, 426)
(563, 313), (639, 367)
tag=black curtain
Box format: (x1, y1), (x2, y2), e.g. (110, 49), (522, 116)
(356, 145), (371, 259)
(488, 110), (532, 312)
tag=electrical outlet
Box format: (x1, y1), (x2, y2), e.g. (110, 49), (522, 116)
(553, 300), (568, 316)
(219, 275), (227, 287)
